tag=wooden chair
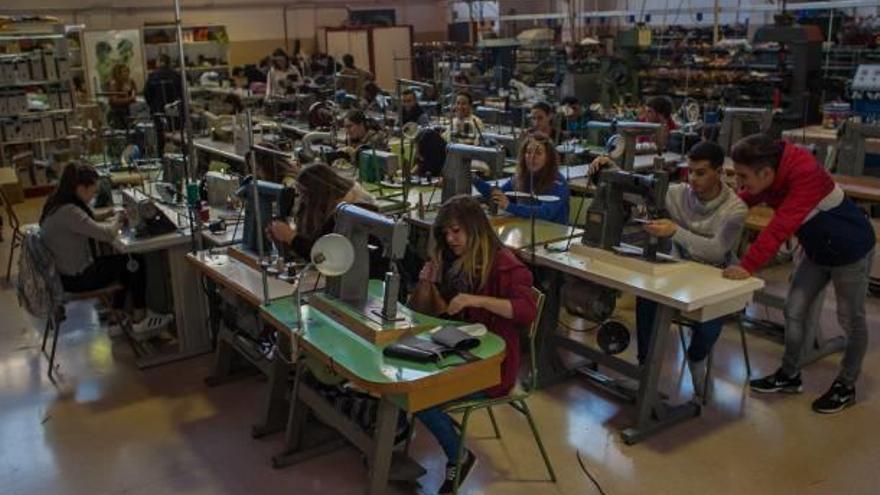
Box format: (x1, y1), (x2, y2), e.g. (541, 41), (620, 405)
(0, 187), (36, 282)
(41, 283), (131, 379)
(441, 287), (556, 494)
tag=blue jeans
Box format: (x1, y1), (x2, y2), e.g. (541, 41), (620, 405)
(415, 392), (486, 463)
(636, 297), (723, 364)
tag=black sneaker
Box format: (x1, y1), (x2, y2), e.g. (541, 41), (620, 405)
(812, 380), (855, 414)
(749, 369), (803, 394)
(439, 449), (477, 494)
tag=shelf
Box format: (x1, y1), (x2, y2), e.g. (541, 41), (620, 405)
(0, 79), (71, 89)
(185, 65), (228, 72)
(0, 33), (64, 42)
(144, 41), (229, 47)
(1, 134), (78, 146)
(0, 108), (74, 119)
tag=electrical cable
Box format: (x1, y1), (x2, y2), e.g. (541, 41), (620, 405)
(577, 449), (608, 495)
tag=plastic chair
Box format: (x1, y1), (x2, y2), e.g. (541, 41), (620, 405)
(42, 283), (129, 379)
(675, 314), (751, 404)
(442, 287), (556, 494)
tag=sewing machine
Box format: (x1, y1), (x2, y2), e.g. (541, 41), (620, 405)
(235, 178), (295, 255)
(441, 143), (507, 213)
(836, 121), (880, 177)
(718, 107), (773, 154)
(583, 168), (669, 262)
(205, 171), (239, 208)
(590, 121), (663, 171)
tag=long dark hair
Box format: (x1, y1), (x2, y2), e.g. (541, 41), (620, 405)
(731, 133), (784, 172)
(432, 195), (502, 291)
(294, 163), (354, 240)
(415, 128), (447, 177)
(40, 162), (99, 224)
(515, 132), (560, 194)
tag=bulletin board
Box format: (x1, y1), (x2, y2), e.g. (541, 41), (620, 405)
(82, 29), (146, 95)
(371, 26), (413, 91)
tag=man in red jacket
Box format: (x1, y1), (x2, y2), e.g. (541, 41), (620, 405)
(723, 134), (875, 414)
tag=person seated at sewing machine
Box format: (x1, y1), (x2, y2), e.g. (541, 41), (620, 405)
(530, 101), (559, 143)
(560, 96), (590, 139)
(409, 195), (537, 494)
(401, 88), (431, 126)
(638, 95), (677, 150)
(230, 67), (249, 90)
(591, 141), (748, 398)
(341, 110), (389, 162)
(265, 49), (302, 100)
(474, 132), (570, 224)
(337, 53), (374, 98)
(723, 134), (876, 415)
(39, 163), (172, 336)
(414, 127), (447, 177)
(447, 91), (484, 145)
(266, 163), (375, 261)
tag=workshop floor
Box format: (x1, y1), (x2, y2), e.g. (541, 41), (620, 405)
(2, 197), (880, 495)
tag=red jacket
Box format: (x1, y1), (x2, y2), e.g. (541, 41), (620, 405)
(739, 141), (835, 273)
(464, 248), (537, 397)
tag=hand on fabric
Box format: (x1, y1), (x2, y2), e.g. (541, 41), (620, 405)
(447, 293), (477, 315)
(643, 219), (677, 238)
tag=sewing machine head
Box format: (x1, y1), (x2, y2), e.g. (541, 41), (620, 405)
(583, 169), (669, 254)
(441, 143), (507, 208)
(235, 178), (296, 255)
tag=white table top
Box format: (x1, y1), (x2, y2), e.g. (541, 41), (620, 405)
(533, 242), (764, 313)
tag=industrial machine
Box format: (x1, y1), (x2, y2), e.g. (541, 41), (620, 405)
(836, 121), (880, 177)
(718, 107), (774, 154)
(590, 121), (663, 171)
(236, 178), (295, 255)
(441, 143), (507, 212)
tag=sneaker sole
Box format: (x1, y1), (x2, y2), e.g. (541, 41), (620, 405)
(813, 400), (855, 414)
(750, 385), (803, 394)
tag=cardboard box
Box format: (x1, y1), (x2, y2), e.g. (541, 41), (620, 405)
(42, 116), (55, 139)
(20, 119), (35, 141)
(28, 52), (45, 81)
(13, 59), (29, 81)
(11, 91), (27, 114)
(56, 57), (70, 80)
(43, 52), (57, 80)
(0, 91), (9, 116)
(0, 61), (14, 84)
(53, 115), (68, 137)
(47, 87), (61, 109)
(59, 87), (72, 109)
(31, 118), (43, 139)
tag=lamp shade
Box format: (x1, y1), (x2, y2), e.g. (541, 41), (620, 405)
(310, 234), (355, 276)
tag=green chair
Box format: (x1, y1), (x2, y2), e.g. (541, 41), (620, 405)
(442, 287), (556, 494)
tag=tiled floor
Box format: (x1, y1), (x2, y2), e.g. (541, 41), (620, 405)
(1, 197), (879, 495)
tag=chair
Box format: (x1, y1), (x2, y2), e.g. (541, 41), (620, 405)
(442, 287), (556, 494)
(675, 314), (751, 405)
(41, 283), (130, 379)
(1, 187), (36, 282)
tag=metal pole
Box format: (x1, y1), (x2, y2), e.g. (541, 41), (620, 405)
(173, 0), (195, 181)
(713, 0), (720, 45)
(245, 110), (270, 304)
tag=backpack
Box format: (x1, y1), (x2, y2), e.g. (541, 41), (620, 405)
(16, 226), (65, 319)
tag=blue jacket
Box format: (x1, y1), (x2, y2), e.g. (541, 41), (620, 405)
(474, 173), (570, 225)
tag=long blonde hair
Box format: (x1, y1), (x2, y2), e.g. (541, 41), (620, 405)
(432, 195), (502, 291)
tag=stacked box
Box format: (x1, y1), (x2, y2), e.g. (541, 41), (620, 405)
(0, 60), (14, 84)
(13, 58), (29, 81)
(9, 90), (27, 114)
(0, 91), (8, 115)
(47, 87), (61, 109)
(53, 114), (68, 137)
(43, 51), (57, 80)
(59, 87), (72, 109)
(31, 118), (43, 139)
(28, 52), (45, 81)
(56, 57), (70, 80)
(20, 118), (35, 141)
(2, 120), (19, 141)
(42, 115), (55, 139)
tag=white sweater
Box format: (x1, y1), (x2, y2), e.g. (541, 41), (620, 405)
(666, 182), (747, 267)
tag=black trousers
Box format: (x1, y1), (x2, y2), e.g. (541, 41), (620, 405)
(60, 255), (146, 310)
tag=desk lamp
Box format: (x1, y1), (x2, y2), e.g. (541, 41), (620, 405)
(289, 233), (355, 336)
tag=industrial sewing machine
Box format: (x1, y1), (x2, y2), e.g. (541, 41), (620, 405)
(837, 121), (880, 177)
(718, 107), (774, 154)
(589, 120), (663, 171)
(307, 203), (430, 344)
(583, 168), (670, 262)
(441, 143), (506, 213)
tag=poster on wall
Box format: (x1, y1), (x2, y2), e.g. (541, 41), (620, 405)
(83, 29), (145, 95)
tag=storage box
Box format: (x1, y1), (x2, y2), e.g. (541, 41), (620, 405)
(13, 59), (30, 81)
(43, 52), (58, 80)
(0, 91), (9, 116)
(56, 57), (70, 80)
(53, 115), (68, 137)
(0, 61), (14, 84)
(59, 87), (72, 109)
(31, 118), (43, 139)
(11, 90), (27, 114)
(28, 52), (45, 81)
(20, 119), (35, 141)
(47, 87), (61, 109)
(42, 116), (55, 139)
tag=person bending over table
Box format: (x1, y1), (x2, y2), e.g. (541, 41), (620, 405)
(590, 141), (748, 398)
(40, 163), (172, 335)
(409, 195), (537, 494)
(722, 134), (876, 414)
(474, 132), (570, 225)
(266, 163), (374, 261)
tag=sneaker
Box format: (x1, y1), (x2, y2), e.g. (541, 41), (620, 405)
(688, 358), (708, 400)
(132, 313), (173, 338)
(439, 449), (477, 494)
(749, 369), (803, 394)
(106, 318), (129, 338)
(812, 380), (855, 414)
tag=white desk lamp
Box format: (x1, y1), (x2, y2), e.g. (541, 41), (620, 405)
(291, 234), (355, 337)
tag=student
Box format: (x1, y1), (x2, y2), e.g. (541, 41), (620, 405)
(414, 127), (447, 178)
(337, 53), (373, 98)
(639, 95), (677, 149)
(474, 132), (570, 224)
(401, 88), (430, 126)
(266, 163), (374, 260)
(144, 54), (182, 158)
(409, 195), (537, 494)
(107, 64), (137, 130)
(39, 163), (170, 334)
(530, 101), (558, 143)
(448, 91), (484, 145)
(593, 142), (747, 396)
(341, 110), (389, 162)
(561, 95), (590, 138)
(722, 134), (875, 414)
(265, 49), (302, 100)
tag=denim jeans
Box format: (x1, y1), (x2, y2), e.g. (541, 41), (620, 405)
(782, 250), (874, 385)
(636, 297), (723, 364)
(415, 392), (486, 463)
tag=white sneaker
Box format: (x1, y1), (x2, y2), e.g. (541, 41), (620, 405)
(688, 358), (708, 400)
(132, 313), (174, 339)
(107, 319), (128, 338)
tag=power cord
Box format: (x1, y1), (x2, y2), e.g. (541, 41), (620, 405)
(577, 449), (608, 495)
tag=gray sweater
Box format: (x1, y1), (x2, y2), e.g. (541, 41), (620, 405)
(41, 204), (120, 276)
(666, 182), (747, 267)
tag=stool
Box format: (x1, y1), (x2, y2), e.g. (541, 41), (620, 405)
(675, 315), (751, 405)
(41, 283), (129, 379)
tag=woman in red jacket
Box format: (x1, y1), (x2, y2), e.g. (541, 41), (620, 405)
(724, 134), (875, 414)
(409, 195), (537, 494)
